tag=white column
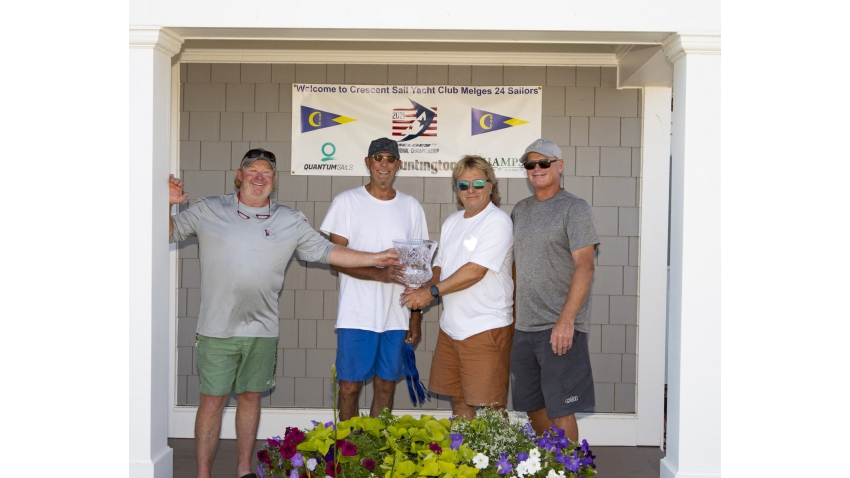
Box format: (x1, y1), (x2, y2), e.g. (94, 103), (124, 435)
(660, 34), (721, 478)
(129, 26), (183, 478)
(636, 86), (672, 446)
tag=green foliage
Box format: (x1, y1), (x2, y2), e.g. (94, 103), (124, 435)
(257, 408), (596, 478)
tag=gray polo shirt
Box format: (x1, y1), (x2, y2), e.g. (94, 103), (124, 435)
(511, 189), (599, 333)
(171, 194), (335, 338)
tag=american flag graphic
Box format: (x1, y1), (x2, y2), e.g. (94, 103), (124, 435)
(392, 102), (437, 141)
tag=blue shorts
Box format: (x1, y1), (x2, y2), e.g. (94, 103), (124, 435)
(335, 329), (407, 382)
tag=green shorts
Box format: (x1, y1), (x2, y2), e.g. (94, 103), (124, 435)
(195, 334), (278, 396)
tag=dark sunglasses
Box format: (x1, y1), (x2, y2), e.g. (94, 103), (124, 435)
(370, 154), (399, 163)
(522, 158), (560, 170)
(244, 149), (277, 165)
(457, 179), (489, 191)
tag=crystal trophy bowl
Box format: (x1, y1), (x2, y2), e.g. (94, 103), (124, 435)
(392, 239), (438, 290)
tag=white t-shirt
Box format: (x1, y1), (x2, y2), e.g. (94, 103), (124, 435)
(320, 186), (429, 332)
(435, 202), (514, 340)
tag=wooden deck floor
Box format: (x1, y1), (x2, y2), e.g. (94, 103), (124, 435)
(169, 438), (665, 478)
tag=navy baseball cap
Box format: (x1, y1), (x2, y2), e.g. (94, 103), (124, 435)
(368, 138), (400, 158)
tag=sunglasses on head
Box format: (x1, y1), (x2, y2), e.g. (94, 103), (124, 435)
(457, 179), (489, 191)
(244, 149), (277, 165)
(522, 158), (560, 170)
(370, 154), (399, 163)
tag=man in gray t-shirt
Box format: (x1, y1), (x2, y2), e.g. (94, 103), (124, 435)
(510, 139), (600, 443)
(168, 148), (398, 478)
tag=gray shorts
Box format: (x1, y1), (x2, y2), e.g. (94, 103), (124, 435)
(510, 329), (595, 417)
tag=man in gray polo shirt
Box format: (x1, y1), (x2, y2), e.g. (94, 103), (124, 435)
(168, 148), (397, 478)
(510, 139), (599, 442)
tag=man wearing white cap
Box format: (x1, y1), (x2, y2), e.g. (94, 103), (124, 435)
(510, 139), (599, 442)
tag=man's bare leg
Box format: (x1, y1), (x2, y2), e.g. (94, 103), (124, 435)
(450, 396), (476, 421)
(195, 393), (229, 478)
(338, 380), (363, 421)
(527, 408), (552, 436)
(552, 414), (579, 443)
(235, 391), (262, 478)
(370, 377), (397, 417)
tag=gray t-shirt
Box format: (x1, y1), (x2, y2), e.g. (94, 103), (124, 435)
(511, 189), (600, 333)
(171, 194), (335, 338)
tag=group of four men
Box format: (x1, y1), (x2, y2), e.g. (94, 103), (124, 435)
(168, 137), (599, 478)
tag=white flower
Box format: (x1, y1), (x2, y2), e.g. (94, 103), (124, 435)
(528, 448), (541, 460)
(547, 470), (559, 478)
(472, 453), (490, 469)
(557, 471), (566, 478)
(306, 459), (317, 471)
(526, 459), (542, 474)
(516, 462), (529, 478)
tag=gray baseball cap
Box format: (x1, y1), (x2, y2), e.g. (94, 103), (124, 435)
(240, 148), (277, 170)
(520, 138), (562, 163)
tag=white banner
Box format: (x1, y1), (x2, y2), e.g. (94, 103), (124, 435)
(291, 84), (542, 177)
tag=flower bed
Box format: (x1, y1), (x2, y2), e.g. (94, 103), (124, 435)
(256, 409), (596, 478)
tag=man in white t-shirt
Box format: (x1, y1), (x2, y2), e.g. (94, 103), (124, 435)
(320, 138), (429, 420)
(401, 155), (513, 420)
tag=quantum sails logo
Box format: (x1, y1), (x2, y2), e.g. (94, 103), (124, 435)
(299, 142), (354, 172)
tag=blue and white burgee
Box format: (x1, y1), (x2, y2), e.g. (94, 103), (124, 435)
(402, 342), (431, 406)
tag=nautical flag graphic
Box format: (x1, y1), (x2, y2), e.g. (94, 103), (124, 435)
(471, 108), (529, 136)
(392, 99), (437, 142)
(300, 106), (356, 133)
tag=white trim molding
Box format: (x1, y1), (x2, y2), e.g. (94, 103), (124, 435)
(661, 34), (720, 63)
(176, 48), (619, 66)
(169, 407), (641, 446)
(130, 26), (185, 57)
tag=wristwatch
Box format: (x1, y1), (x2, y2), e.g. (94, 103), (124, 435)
(430, 285), (440, 298)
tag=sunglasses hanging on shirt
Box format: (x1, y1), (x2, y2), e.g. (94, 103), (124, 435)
(236, 193), (271, 219)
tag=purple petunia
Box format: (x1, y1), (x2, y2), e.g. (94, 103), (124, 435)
(554, 450), (568, 465)
(565, 451), (581, 473)
(290, 470), (299, 478)
(257, 465), (265, 478)
(521, 423), (536, 441)
(450, 433), (463, 450)
(496, 453), (512, 475)
(291, 453), (304, 467)
(324, 445), (335, 463)
(537, 437), (556, 452)
(517, 452), (529, 463)
(362, 458), (376, 471)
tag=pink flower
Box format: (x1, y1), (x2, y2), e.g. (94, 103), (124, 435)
(362, 458), (376, 471)
(280, 441), (297, 459)
(340, 441), (357, 457)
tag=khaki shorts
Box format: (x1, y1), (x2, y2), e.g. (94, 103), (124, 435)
(195, 334), (278, 396)
(428, 324), (513, 407)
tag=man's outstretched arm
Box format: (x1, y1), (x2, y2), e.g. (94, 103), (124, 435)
(328, 243), (398, 269)
(328, 233), (406, 284)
